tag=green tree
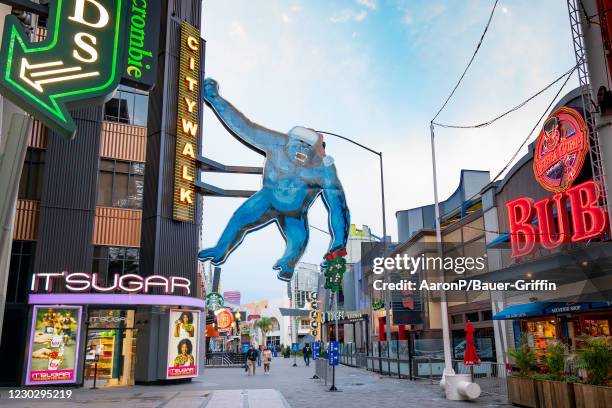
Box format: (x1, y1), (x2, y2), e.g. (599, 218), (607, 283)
(508, 334), (536, 377)
(254, 317), (274, 346)
(575, 335), (612, 386)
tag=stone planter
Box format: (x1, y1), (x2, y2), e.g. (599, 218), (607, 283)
(507, 376), (539, 408)
(535, 379), (575, 408)
(573, 383), (612, 408)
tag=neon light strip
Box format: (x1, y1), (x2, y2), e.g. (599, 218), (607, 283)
(29, 293), (205, 309)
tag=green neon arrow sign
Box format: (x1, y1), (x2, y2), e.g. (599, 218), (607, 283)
(0, 0), (126, 139)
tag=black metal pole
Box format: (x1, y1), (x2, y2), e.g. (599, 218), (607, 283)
(91, 362), (98, 390)
(329, 364), (338, 391)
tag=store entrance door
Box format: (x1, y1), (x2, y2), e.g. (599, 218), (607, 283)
(83, 309), (137, 388)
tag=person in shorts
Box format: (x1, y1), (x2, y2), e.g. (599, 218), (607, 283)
(263, 346), (273, 374)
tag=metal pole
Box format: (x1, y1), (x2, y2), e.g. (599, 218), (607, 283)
(380, 153), (392, 348)
(292, 273), (297, 367)
(430, 123), (454, 376)
(334, 291), (339, 341)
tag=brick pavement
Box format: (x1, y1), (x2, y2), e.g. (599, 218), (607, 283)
(0, 357), (512, 408)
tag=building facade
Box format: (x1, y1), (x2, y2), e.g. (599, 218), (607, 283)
(0, 1), (205, 387)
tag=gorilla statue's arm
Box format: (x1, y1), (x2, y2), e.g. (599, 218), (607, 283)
(321, 163), (350, 252)
(203, 78), (285, 154)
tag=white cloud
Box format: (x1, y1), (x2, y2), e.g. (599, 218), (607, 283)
(281, 14), (291, 23)
(402, 14), (413, 25)
(428, 3), (447, 17)
(291, 5), (302, 13)
(356, 0), (377, 10)
(229, 21), (245, 37)
(330, 9), (368, 23)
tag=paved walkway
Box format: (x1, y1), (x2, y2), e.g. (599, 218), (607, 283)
(0, 358), (511, 407)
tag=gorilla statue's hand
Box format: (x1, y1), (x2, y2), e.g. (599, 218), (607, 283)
(204, 78), (219, 100)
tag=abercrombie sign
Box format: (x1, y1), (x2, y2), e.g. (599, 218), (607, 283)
(30, 272), (191, 295)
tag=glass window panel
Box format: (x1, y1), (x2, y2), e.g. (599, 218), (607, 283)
(125, 248), (139, 260)
(112, 173), (129, 207)
(18, 163), (31, 199)
(123, 260), (139, 275)
(108, 260), (123, 276)
(108, 247), (122, 260)
(97, 172), (113, 206)
(131, 162), (144, 175)
(115, 161), (130, 173)
(466, 312), (479, 322)
(104, 97), (121, 121)
(100, 159), (115, 172)
(128, 174), (143, 209)
(133, 94), (148, 126)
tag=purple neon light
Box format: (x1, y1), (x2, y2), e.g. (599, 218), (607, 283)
(28, 293), (205, 309)
(25, 305), (83, 386)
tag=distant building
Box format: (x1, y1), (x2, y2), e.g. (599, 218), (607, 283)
(223, 291), (241, 306)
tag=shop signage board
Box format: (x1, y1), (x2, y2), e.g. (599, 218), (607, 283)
(206, 292), (224, 311)
(308, 291), (320, 338)
(30, 272), (191, 295)
(507, 106), (609, 257)
(25, 305), (82, 385)
(0, 0), (127, 139)
(291, 342), (299, 353)
(173, 22), (201, 222)
(313, 341), (320, 360)
(120, 0), (160, 90)
(167, 309), (199, 379)
(328, 341), (339, 366)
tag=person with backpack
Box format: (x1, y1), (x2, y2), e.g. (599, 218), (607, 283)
(246, 344), (258, 376)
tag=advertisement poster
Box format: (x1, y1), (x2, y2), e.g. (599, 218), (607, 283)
(26, 306), (82, 385)
(167, 309), (199, 379)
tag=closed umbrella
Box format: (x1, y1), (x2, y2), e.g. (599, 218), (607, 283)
(464, 320), (481, 368)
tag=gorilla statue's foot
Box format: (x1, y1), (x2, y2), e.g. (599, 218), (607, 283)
(273, 260), (295, 282)
(198, 248), (225, 265)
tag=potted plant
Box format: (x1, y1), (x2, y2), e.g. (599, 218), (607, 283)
(507, 335), (539, 408)
(573, 335), (612, 408)
(534, 341), (575, 408)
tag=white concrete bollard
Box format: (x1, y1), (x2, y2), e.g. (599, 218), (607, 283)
(443, 373), (481, 401)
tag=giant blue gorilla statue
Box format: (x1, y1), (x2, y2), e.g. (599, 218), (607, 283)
(198, 78), (350, 281)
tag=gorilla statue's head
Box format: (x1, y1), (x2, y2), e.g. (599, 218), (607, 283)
(287, 126), (325, 166)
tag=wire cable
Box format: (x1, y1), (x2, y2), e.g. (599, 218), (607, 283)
(431, 0), (499, 122)
(490, 65), (577, 182)
(432, 65), (576, 129)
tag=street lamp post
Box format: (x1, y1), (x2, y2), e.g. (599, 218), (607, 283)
(429, 123), (454, 377)
(316, 131), (392, 346)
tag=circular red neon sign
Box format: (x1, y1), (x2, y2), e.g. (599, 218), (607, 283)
(215, 309), (234, 330)
(533, 106), (589, 193)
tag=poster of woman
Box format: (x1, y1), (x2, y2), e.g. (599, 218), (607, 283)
(167, 309), (199, 378)
(26, 306), (82, 385)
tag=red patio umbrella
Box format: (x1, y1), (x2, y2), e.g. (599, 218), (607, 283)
(464, 321), (481, 366)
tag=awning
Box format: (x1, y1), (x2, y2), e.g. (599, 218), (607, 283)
(493, 302), (553, 320)
(494, 301), (612, 320)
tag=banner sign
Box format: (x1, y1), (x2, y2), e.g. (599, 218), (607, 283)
(313, 341), (320, 360)
(291, 342), (299, 353)
(328, 341), (339, 366)
(0, 0), (127, 138)
(173, 21), (201, 222)
(308, 291), (319, 338)
(206, 292), (224, 311)
(167, 309), (199, 379)
(121, 0), (160, 90)
(26, 305), (82, 385)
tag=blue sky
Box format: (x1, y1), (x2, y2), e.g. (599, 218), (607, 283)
(201, 0), (578, 303)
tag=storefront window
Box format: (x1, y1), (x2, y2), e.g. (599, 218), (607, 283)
(18, 149), (45, 200)
(104, 86), (148, 127)
(584, 319), (610, 336)
(525, 319), (557, 363)
(97, 159), (144, 209)
(84, 310), (137, 388)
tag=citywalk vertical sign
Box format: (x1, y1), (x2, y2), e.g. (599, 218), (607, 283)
(173, 22), (201, 222)
(0, 0), (127, 139)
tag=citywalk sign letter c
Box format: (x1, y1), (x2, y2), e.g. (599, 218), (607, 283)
(0, 0), (126, 139)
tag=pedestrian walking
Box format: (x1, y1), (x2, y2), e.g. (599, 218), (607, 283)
(303, 343), (312, 366)
(263, 346), (273, 374)
(246, 344), (258, 376)
(257, 345), (263, 367)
